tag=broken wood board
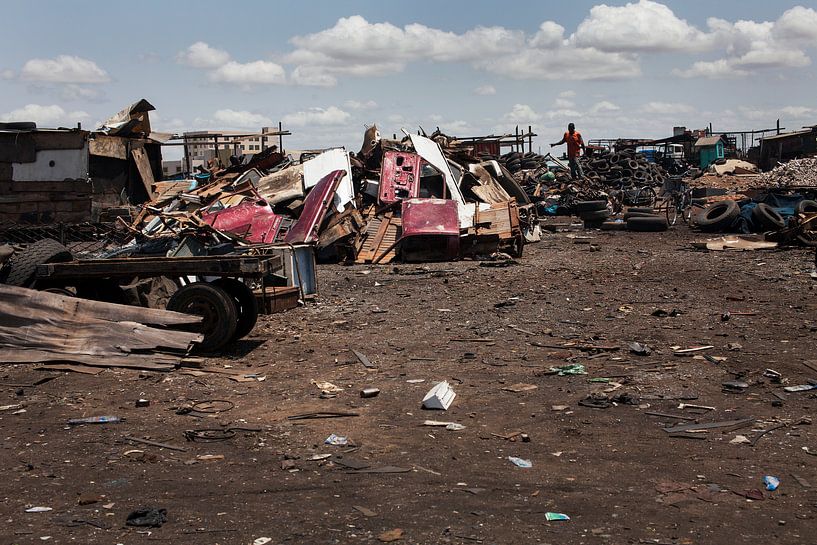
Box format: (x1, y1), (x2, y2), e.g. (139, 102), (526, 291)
(0, 285), (201, 370)
(663, 417), (755, 434)
(131, 147), (155, 199)
(356, 213), (401, 264)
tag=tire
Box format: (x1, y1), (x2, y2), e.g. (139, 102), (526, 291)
(212, 278), (259, 341)
(795, 199), (817, 214)
(696, 200), (740, 232)
(575, 200), (608, 212)
(167, 282), (238, 352)
(627, 207), (656, 214)
(624, 211), (660, 221)
(579, 209), (610, 221)
(600, 221), (626, 231)
(4, 238), (73, 288)
(666, 202), (679, 226)
(627, 216), (669, 232)
(752, 203), (785, 230)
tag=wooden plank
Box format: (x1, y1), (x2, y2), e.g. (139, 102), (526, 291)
(131, 147), (155, 199)
(0, 284), (202, 327)
(0, 349), (179, 371)
(89, 135), (128, 160)
(662, 418), (755, 434)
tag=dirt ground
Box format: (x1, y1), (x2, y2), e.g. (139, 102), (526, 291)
(1, 222), (816, 545)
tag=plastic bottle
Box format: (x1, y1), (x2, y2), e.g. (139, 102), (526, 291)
(67, 416), (121, 425)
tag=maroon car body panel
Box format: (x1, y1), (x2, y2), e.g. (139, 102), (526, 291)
(285, 170), (346, 244)
(379, 151), (422, 205)
(201, 199), (283, 243)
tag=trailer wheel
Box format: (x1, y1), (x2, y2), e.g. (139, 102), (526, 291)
(167, 282), (237, 352)
(212, 278), (259, 341)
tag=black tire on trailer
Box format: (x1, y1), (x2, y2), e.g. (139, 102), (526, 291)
(212, 278), (259, 341)
(752, 203), (785, 230)
(579, 209), (610, 221)
(696, 200), (740, 232)
(795, 199), (817, 214)
(167, 282), (238, 352)
(627, 216), (669, 232)
(4, 238), (73, 288)
(574, 200), (608, 212)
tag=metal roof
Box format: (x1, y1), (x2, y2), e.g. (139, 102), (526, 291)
(694, 136), (723, 147)
(759, 128), (816, 142)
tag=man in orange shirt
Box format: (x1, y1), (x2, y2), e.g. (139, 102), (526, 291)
(551, 123), (586, 180)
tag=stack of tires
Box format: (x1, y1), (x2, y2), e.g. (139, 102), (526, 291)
(499, 151), (549, 174)
(621, 208), (669, 232)
(579, 149), (667, 188)
(574, 200), (610, 228)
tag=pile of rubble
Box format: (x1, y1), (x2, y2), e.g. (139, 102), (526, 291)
(761, 157), (817, 188)
(119, 126), (540, 265)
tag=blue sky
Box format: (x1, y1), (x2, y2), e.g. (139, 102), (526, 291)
(2, 0), (816, 158)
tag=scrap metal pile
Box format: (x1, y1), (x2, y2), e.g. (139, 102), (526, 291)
(761, 157), (817, 189)
(120, 126), (538, 264)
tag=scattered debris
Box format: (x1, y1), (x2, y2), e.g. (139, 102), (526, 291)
(507, 456), (532, 468)
(422, 381), (456, 410)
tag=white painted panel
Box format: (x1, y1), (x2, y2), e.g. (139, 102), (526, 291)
(12, 147), (88, 181)
(409, 134), (472, 229)
(302, 148), (355, 213)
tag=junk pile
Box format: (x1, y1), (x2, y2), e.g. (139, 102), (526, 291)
(123, 126), (540, 265)
(694, 195), (817, 244)
(761, 158), (817, 189)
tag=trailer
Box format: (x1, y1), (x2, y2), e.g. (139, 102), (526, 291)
(32, 247), (314, 352)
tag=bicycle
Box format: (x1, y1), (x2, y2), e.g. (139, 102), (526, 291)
(609, 179), (657, 215)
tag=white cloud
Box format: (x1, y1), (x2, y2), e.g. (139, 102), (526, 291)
(213, 109), (272, 128)
(288, 15), (638, 83)
(20, 55), (109, 83)
(1, 69), (15, 80)
(773, 6), (817, 43)
(559, 90), (576, 98)
(474, 84), (496, 96)
(176, 42), (231, 68)
(208, 61), (286, 85)
(640, 101), (695, 115)
(554, 98), (575, 108)
(482, 47), (640, 81)
(572, 0), (711, 52)
(282, 106), (351, 127)
(0, 104), (89, 126)
(290, 65), (337, 87)
(60, 84), (104, 101)
(672, 59), (748, 79)
(504, 104), (541, 124)
(344, 100), (378, 110)
(589, 101), (621, 114)
(780, 106), (816, 118)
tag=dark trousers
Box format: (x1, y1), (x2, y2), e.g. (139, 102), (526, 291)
(569, 157), (584, 180)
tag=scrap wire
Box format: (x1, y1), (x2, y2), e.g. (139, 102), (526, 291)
(191, 400), (234, 413)
(184, 426), (261, 442)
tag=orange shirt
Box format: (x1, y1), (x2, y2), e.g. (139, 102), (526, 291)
(564, 131), (583, 158)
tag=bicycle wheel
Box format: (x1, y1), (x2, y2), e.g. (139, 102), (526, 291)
(681, 192), (692, 223)
(636, 186), (656, 208)
(666, 196), (679, 226)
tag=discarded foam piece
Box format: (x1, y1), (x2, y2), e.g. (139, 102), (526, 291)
(422, 381), (456, 410)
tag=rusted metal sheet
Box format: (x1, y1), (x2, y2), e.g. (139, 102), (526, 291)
(285, 170), (345, 244)
(401, 198), (460, 261)
(402, 198), (460, 237)
(409, 134), (473, 229)
(201, 200), (283, 243)
(379, 151), (422, 204)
